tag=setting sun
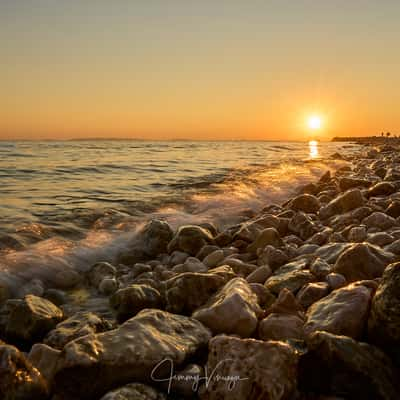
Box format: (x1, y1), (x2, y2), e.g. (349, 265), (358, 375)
(308, 115), (323, 130)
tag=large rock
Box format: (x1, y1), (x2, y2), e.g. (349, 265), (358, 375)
(368, 181), (396, 197)
(319, 189), (364, 219)
(0, 295), (63, 345)
(362, 212), (397, 230)
(168, 225), (214, 255)
(200, 335), (298, 400)
(299, 331), (399, 400)
(304, 283), (373, 339)
(368, 262), (400, 363)
(296, 282), (330, 309)
(333, 243), (394, 282)
(0, 342), (49, 400)
(246, 227), (283, 253)
(258, 313), (304, 341)
(289, 194), (321, 213)
(44, 312), (110, 350)
(165, 266), (235, 314)
(53, 309), (211, 400)
(265, 268), (315, 295)
(100, 383), (166, 400)
(339, 177), (371, 191)
(288, 212), (318, 240)
(110, 284), (162, 322)
(192, 278), (262, 337)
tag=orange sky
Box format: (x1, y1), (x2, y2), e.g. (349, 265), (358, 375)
(1, 1), (400, 140)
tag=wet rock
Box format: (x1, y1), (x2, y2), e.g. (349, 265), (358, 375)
(100, 383), (166, 400)
(386, 200), (400, 218)
(110, 284), (162, 323)
(165, 267), (235, 314)
(289, 194), (321, 213)
(299, 331), (399, 400)
(362, 211), (397, 230)
(98, 277), (118, 295)
(296, 282), (330, 309)
(200, 335), (298, 400)
(258, 313), (304, 341)
(247, 227), (283, 253)
(192, 278), (262, 337)
(0, 342), (49, 400)
(53, 309), (211, 400)
(319, 189), (364, 219)
(339, 177), (371, 191)
(246, 265), (272, 284)
(0, 294), (63, 345)
(368, 262), (400, 363)
(325, 273), (347, 290)
(44, 311), (111, 349)
(86, 262), (117, 288)
(368, 181), (396, 197)
(28, 343), (61, 383)
(304, 283), (373, 339)
(333, 243), (394, 282)
(265, 268), (315, 295)
(348, 225), (367, 242)
(168, 225), (214, 255)
(288, 212), (318, 240)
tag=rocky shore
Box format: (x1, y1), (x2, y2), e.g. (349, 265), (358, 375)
(2, 143), (400, 399)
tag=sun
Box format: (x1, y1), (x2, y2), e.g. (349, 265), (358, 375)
(308, 115), (323, 130)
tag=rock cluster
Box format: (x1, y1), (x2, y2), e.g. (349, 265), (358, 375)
(1, 142), (400, 399)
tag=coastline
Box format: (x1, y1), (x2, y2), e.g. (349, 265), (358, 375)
(1, 141), (400, 399)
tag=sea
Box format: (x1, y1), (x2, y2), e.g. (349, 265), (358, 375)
(0, 140), (358, 295)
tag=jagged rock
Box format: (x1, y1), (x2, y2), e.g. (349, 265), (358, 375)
(368, 262), (400, 364)
(315, 242), (353, 263)
(265, 268), (315, 295)
(258, 313), (304, 341)
(310, 258), (332, 278)
(319, 189), (364, 219)
(110, 284), (162, 323)
(168, 225), (214, 255)
(165, 266), (235, 314)
(288, 212), (318, 240)
(200, 335), (298, 400)
(289, 194), (321, 213)
(247, 228), (283, 253)
(100, 383), (166, 400)
(296, 282), (330, 309)
(325, 273), (347, 290)
(348, 226), (367, 242)
(333, 243), (394, 282)
(0, 295), (63, 345)
(304, 283), (373, 339)
(0, 342), (49, 400)
(53, 309), (211, 400)
(249, 283), (276, 308)
(44, 311), (111, 349)
(257, 245), (289, 270)
(368, 182), (396, 197)
(246, 265), (272, 284)
(299, 331), (399, 400)
(267, 288), (304, 317)
(192, 278), (262, 337)
(362, 212), (397, 230)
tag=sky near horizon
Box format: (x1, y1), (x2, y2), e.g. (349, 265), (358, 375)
(1, 1), (400, 141)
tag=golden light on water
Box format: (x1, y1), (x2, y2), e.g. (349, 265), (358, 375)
(309, 140), (319, 158)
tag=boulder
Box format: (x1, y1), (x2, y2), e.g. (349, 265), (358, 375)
(366, 232), (395, 246)
(314, 242), (352, 264)
(249, 283), (276, 309)
(267, 288), (304, 317)
(168, 225), (214, 256)
(258, 313), (304, 341)
(86, 262), (116, 288)
(289, 194), (321, 213)
(203, 249), (225, 268)
(385, 239), (400, 255)
(368, 262), (400, 363)
(265, 269), (315, 295)
(100, 383), (166, 400)
(246, 265), (272, 284)
(309, 258), (332, 278)
(299, 331), (399, 400)
(288, 212), (318, 240)
(0, 295), (63, 345)
(44, 312), (111, 350)
(165, 267), (235, 315)
(53, 309), (211, 400)
(333, 243), (394, 282)
(386, 201), (400, 218)
(257, 246), (289, 270)
(200, 335), (298, 400)
(296, 282), (330, 309)
(348, 226), (367, 242)
(319, 189), (364, 219)
(192, 278), (262, 337)
(362, 212), (397, 230)
(304, 283), (373, 339)
(110, 284), (162, 323)
(339, 177), (371, 191)
(0, 343), (49, 400)
(247, 228), (283, 253)
(325, 273), (347, 290)
(28, 343), (61, 383)
(368, 182), (396, 197)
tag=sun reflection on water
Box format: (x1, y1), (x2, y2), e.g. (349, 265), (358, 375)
(309, 140), (319, 158)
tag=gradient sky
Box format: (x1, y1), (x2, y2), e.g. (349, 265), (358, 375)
(1, 1), (400, 140)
